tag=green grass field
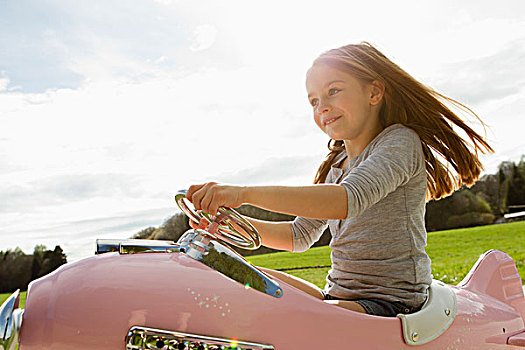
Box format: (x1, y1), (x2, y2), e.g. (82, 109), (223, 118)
(2, 221), (524, 308)
(0, 290), (26, 309)
(247, 221), (525, 288)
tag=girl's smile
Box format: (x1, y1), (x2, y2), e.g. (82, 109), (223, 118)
(323, 115), (342, 126)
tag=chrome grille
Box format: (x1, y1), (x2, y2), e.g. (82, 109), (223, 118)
(126, 326), (275, 350)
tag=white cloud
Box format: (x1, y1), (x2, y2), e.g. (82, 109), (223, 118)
(190, 24), (218, 51)
(429, 39), (525, 105)
(0, 78), (8, 92)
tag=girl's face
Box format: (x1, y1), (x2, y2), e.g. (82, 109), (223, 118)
(305, 63), (383, 144)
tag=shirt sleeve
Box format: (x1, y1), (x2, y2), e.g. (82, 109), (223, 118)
(341, 126), (425, 218)
(290, 216), (328, 252)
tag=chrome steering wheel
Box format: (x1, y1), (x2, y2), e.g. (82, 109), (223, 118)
(174, 190), (261, 250)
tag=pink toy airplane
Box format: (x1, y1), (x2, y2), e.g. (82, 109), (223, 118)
(2, 191), (524, 349)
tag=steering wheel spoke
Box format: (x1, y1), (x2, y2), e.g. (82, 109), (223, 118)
(175, 190), (261, 250)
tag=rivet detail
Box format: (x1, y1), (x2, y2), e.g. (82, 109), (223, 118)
(444, 308), (450, 316)
(411, 332), (419, 342)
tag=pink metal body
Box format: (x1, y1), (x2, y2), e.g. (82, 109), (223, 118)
(19, 250), (525, 349)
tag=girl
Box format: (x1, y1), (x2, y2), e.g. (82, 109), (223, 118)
(186, 42), (493, 317)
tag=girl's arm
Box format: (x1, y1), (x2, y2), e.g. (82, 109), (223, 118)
(186, 182), (348, 220)
(244, 218), (294, 251)
(190, 215), (294, 251)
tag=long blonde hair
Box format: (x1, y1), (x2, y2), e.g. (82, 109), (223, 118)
(312, 42), (493, 200)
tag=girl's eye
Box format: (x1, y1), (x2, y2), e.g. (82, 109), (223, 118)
(329, 88), (340, 95)
(310, 98), (319, 107)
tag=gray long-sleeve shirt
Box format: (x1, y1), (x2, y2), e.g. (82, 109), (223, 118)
(291, 124), (431, 308)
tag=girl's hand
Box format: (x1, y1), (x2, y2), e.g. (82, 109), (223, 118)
(186, 182), (245, 216)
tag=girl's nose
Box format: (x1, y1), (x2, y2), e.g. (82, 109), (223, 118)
(317, 101), (332, 114)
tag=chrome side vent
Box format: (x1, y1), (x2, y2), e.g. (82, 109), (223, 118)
(126, 326), (274, 350)
(0, 289), (24, 350)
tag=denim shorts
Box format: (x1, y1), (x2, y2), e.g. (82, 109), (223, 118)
(324, 294), (421, 317)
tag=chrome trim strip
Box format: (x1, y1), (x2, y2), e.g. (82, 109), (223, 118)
(95, 239), (181, 255)
(119, 240), (181, 254)
(0, 289), (24, 350)
(95, 239), (122, 254)
(126, 326), (275, 349)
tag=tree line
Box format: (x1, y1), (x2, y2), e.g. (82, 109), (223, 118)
(0, 245), (67, 293)
(133, 157), (525, 255)
(427, 157), (525, 231)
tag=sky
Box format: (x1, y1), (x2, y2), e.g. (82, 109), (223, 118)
(1, 0), (525, 261)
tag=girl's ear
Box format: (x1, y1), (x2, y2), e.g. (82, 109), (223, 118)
(369, 80), (385, 106)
